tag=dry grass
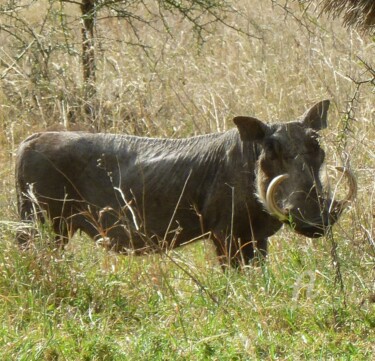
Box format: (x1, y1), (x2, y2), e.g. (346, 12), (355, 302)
(0, 0), (374, 359)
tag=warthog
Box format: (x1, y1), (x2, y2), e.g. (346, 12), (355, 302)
(16, 100), (356, 267)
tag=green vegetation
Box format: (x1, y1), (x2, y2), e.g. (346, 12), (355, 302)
(0, 0), (374, 359)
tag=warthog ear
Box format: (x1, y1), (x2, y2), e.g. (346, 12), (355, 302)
(301, 100), (330, 131)
(233, 116), (267, 142)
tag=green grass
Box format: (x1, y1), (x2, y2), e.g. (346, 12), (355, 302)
(0, 0), (374, 359)
(0, 227), (373, 360)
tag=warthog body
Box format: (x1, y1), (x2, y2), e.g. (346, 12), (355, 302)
(16, 100), (355, 266)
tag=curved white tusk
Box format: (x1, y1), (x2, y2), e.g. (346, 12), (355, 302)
(334, 166), (357, 207)
(265, 174), (289, 221)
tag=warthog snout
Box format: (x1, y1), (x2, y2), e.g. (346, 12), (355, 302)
(265, 167), (357, 237)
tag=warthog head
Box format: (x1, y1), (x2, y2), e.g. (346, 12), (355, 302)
(235, 100), (356, 238)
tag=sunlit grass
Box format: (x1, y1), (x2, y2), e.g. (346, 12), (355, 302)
(0, 222), (373, 359)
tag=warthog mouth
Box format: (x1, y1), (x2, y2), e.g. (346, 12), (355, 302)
(264, 167), (357, 238)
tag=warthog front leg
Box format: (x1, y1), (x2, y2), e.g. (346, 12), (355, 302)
(212, 234), (267, 269)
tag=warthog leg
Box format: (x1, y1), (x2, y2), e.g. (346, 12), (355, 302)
(212, 234), (267, 269)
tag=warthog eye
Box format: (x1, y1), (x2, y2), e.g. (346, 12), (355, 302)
(264, 138), (281, 159)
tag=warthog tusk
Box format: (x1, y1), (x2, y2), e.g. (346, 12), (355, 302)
(334, 166), (357, 208)
(266, 167), (357, 222)
(265, 174), (289, 221)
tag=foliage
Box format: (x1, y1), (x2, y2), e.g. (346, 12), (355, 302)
(0, 228), (374, 359)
